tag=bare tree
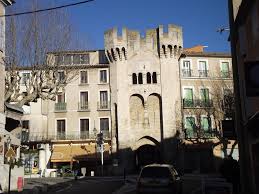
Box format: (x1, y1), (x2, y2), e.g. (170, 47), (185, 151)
(181, 77), (236, 156)
(4, 1), (79, 108)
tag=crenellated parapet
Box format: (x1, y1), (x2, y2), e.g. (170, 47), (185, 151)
(104, 24), (183, 62)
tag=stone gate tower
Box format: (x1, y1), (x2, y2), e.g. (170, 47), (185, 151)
(105, 24), (183, 171)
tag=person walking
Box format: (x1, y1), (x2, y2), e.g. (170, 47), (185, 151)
(72, 160), (80, 180)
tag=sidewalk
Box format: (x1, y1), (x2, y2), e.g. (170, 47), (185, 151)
(21, 177), (75, 194)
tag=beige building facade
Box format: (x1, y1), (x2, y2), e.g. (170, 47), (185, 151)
(21, 24), (235, 174)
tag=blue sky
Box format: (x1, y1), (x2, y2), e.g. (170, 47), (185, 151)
(8, 0), (230, 52)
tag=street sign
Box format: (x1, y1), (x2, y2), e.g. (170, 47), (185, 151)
(5, 147), (16, 158)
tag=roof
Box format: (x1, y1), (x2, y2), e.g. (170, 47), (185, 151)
(182, 51), (231, 58)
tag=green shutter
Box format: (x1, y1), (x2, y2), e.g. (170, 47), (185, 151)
(221, 62), (229, 77)
(201, 117), (209, 131)
(201, 89), (209, 106)
(184, 88), (193, 107)
(186, 117), (195, 138)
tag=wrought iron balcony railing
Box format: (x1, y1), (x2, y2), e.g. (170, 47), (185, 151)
(220, 70), (232, 78)
(198, 70), (209, 77)
(78, 102), (89, 111)
(55, 102), (67, 112)
(97, 101), (110, 110)
(182, 69), (192, 77)
(184, 128), (216, 139)
(183, 99), (213, 108)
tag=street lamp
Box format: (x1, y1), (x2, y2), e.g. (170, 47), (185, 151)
(93, 127), (97, 175)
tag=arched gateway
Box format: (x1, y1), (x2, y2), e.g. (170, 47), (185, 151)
(134, 136), (161, 168)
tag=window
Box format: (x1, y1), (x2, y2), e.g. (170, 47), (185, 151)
(21, 73), (30, 85)
(100, 70), (108, 83)
(80, 119), (89, 139)
(198, 61), (208, 77)
(57, 119), (66, 140)
(200, 88), (210, 106)
(152, 72), (157, 83)
(80, 71), (88, 84)
(57, 93), (65, 103)
(80, 54), (89, 64)
(100, 118), (109, 138)
(182, 60), (191, 77)
(221, 62), (230, 78)
(22, 120), (29, 129)
(132, 73), (137, 84)
(73, 55), (80, 64)
(138, 73), (143, 84)
(57, 71), (65, 83)
(183, 88), (194, 107)
(147, 72), (151, 84)
(100, 91), (108, 109)
(80, 91), (88, 110)
(64, 55), (72, 65)
(201, 117), (210, 133)
(185, 117), (196, 138)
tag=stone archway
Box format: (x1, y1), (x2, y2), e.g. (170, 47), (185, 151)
(134, 136), (161, 168)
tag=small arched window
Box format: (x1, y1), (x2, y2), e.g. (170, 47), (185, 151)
(147, 72), (151, 84)
(152, 72), (157, 84)
(138, 73), (143, 84)
(132, 73), (137, 84)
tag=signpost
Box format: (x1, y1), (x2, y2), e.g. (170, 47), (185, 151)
(97, 132), (104, 176)
(5, 146), (16, 194)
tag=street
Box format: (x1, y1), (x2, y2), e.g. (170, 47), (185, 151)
(46, 177), (124, 194)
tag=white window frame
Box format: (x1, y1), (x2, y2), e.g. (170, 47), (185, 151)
(199, 86), (211, 100)
(181, 59), (193, 70)
(197, 59), (209, 71)
(98, 68), (109, 84)
(184, 115), (197, 129)
(99, 90), (109, 102)
(79, 70), (88, 84)
(79, 117), (91, 138)
(219, 60), (231, 71)
(56, 92), (66, 103)
(182, 86), (195, 99)
(55, 118), (67, 138)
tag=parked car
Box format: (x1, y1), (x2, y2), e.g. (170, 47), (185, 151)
(136, 164), (182, 194)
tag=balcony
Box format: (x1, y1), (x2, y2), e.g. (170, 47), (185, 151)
(55, 102), (67, 112)
(183, 99), (213, 108)
(221, 70), (232, 78)
(78, 102), (89, 111)
(198, 70), (209, 77)
(97, 101), (110, 110)
(182, 69), (192, 77)
(185, 129), (216, 139)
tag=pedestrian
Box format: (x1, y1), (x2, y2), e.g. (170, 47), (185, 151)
(72, 160), (80, 180)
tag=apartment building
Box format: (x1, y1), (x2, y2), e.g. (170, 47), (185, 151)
(20, 24), (236, 175)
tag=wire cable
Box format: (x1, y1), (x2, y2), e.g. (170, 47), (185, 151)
(0, 0), (95, 18)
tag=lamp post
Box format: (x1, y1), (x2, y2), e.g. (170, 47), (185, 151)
(93, 127), (97, 175)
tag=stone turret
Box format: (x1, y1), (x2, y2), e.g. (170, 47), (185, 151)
(105, 24), (184, 171)
(105, 24), (183, 62)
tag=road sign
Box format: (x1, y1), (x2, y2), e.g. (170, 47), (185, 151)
(5, 147), (16, 158)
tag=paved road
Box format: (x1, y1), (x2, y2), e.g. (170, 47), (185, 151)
(47, 177), (124, 194)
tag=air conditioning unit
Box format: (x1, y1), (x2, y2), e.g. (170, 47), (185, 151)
(37, 144), (44, 150)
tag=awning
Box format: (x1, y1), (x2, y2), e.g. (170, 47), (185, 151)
(51, 143), (110, 163)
